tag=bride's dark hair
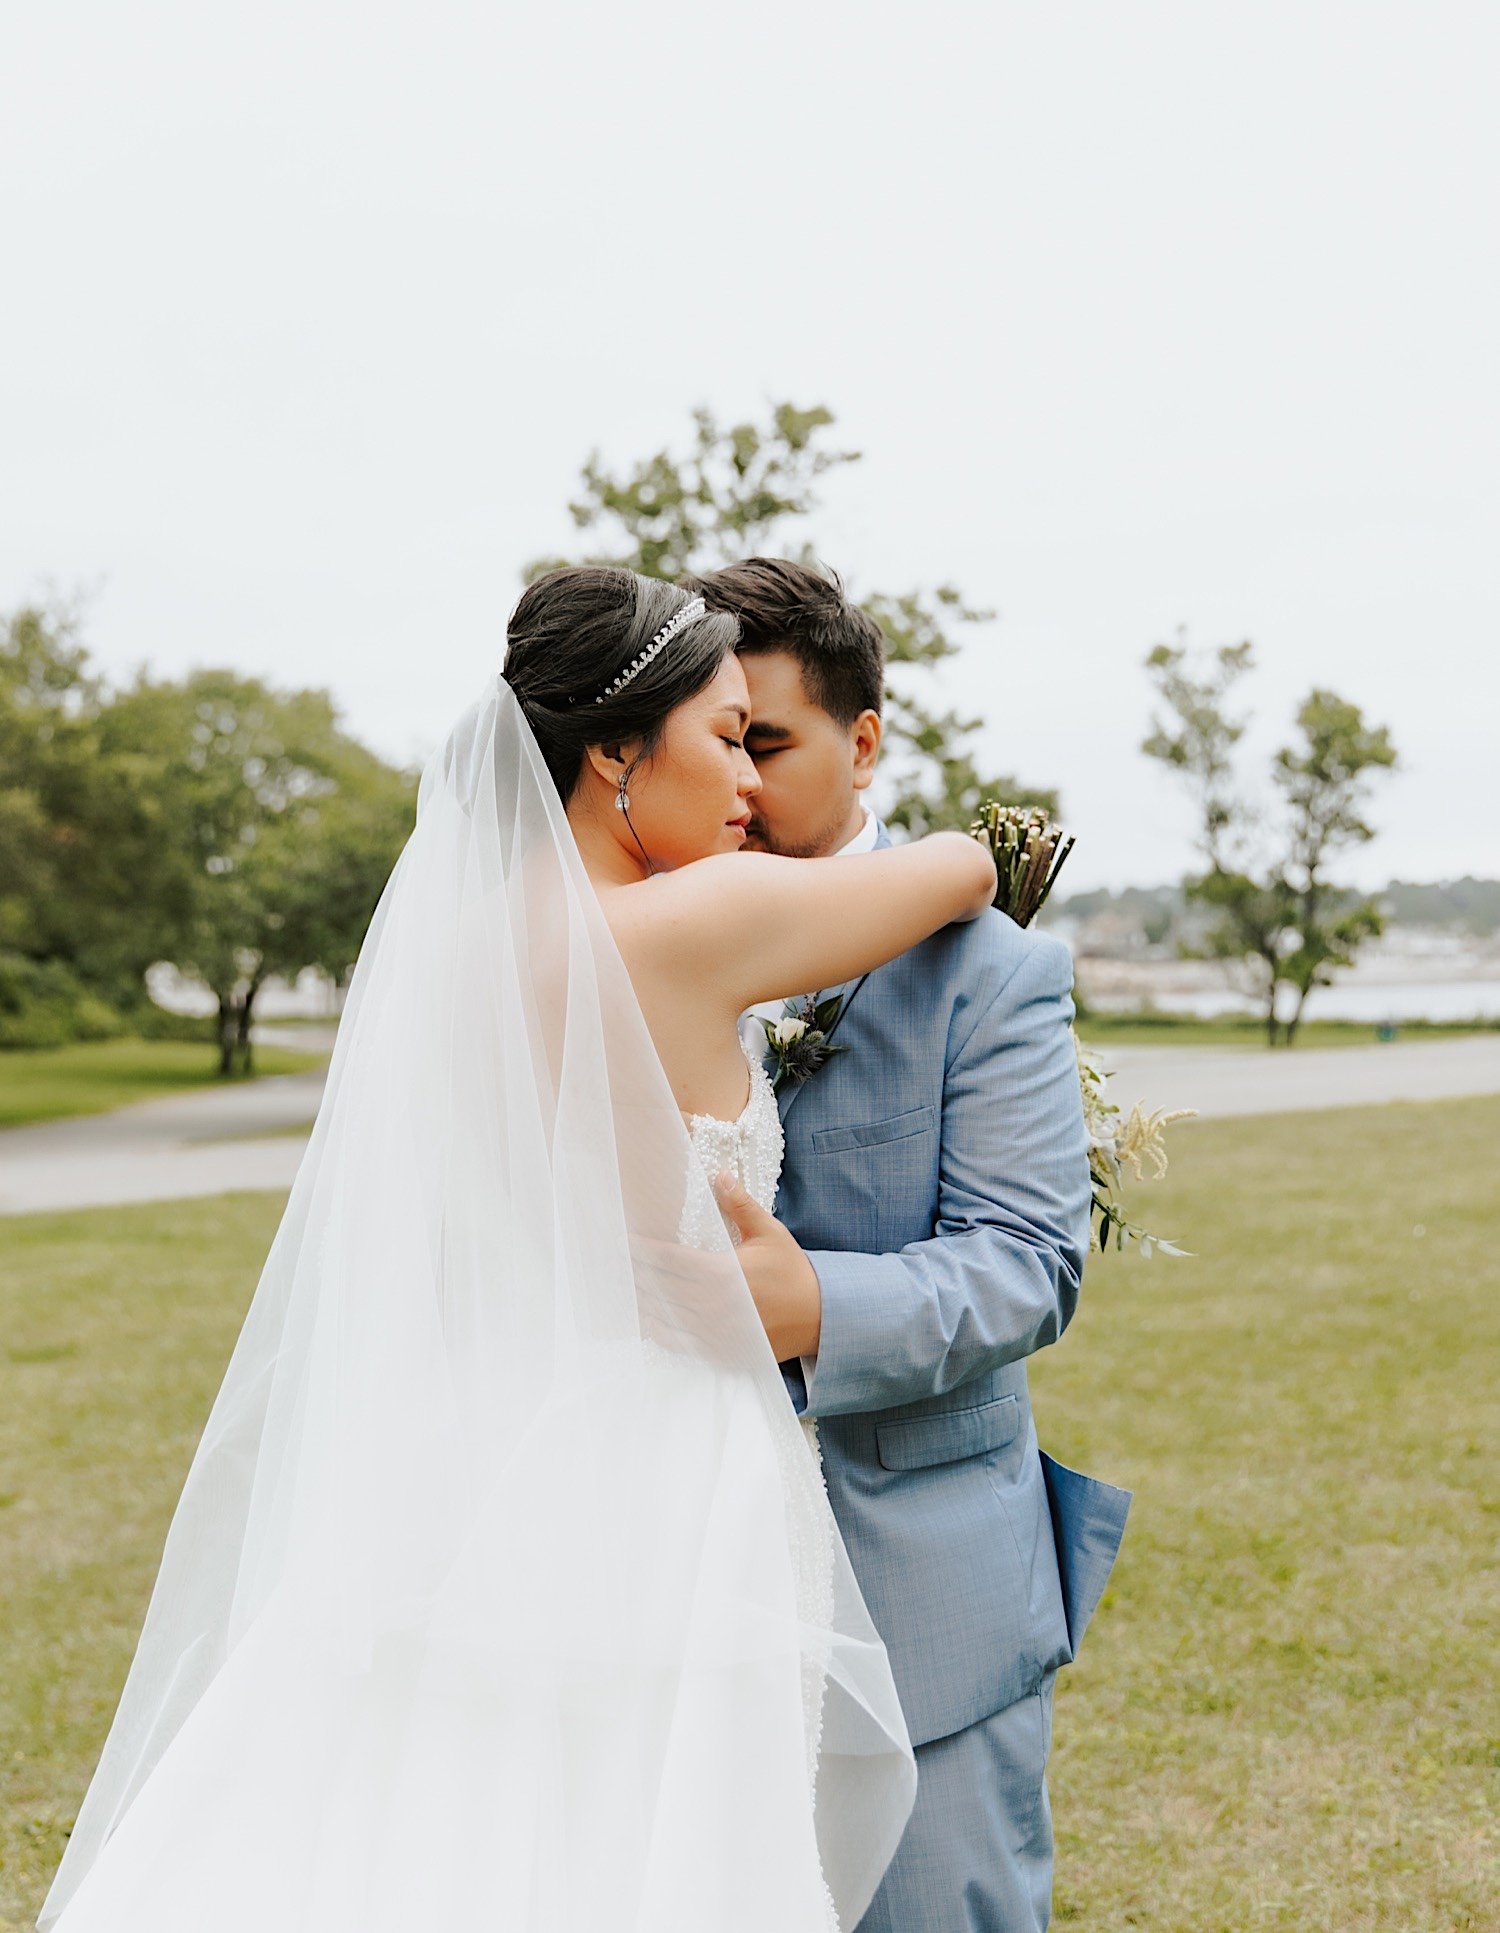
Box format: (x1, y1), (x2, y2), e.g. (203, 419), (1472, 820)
(503, 567), (740, 802)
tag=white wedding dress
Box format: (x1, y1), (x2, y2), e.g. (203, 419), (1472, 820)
(38, 677), (912, 1933)
(681, 1040), (837, 1825)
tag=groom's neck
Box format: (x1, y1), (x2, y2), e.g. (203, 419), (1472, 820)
(801, 795), (867, 859)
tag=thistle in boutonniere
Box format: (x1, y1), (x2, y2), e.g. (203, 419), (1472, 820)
(969, 798), (1195, 1259)
(760, 992), (850, 1095)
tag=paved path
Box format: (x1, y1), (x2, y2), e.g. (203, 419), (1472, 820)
(0, 1063), (328, 1215)
(1101, 1033), (1500, 1122)
(3, 1031), (1498, 1217)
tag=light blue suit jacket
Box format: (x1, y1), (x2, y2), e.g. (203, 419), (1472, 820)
(774, 824), (1131, 1748)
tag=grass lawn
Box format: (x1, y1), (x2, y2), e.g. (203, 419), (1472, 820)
(1032, 1095), (1499, 1929)
(2, 1101), (1497, 1928)
(1076, 1010), (1499, 1051)
(0, 1038), (330, 1130)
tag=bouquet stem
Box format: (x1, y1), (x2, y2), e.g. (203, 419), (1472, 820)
(969, 803), (1076, 928)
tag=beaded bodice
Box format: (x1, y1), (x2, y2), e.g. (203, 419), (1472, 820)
(681, 1038), (785, 1245)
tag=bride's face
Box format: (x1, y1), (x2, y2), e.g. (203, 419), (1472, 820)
(626, 653), (762, 869)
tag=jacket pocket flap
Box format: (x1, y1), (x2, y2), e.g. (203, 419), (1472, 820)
(811, 1104), (936, 1155)
(876, 1393), (1021, 1471)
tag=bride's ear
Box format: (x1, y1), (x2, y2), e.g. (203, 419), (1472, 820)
(582, 740), (641, 789)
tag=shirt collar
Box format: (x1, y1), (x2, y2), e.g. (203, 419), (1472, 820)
(834, 807), (879, 858)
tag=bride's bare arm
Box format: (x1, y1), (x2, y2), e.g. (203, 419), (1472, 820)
(623, 834), (998, 1012)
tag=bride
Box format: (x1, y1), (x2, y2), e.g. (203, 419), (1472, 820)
(38, 568), (996, 1933)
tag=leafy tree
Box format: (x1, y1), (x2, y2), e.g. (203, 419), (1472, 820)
(100, 671), (416, 1072)
(0, 602), (191, 985)
(527, 402), (1055, 831)
(1143, 635), (1397, 1045)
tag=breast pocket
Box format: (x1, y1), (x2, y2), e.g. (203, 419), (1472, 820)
(809, 1103), (936, 1155)
(806, 1103), (938, 1248)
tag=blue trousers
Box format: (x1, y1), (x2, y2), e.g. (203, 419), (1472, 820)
(856, 1671), (1057, 1933)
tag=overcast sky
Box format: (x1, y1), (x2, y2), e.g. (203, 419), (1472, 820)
(4, 1), (1495, 890)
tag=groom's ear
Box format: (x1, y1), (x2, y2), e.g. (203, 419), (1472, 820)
(851, 708), (882, 792)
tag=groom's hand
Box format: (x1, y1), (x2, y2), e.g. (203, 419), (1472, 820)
(713, 1173), (822, 1364)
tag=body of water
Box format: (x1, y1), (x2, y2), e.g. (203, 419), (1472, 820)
(1086, 978), (1500, 1023)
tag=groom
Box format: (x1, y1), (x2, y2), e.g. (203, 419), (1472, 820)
(695, 558), (1131, 1933)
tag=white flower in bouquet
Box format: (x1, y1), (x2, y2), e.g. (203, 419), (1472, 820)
(1075, 1033), (1196, 1257)
(969, 800), (1196, 1260)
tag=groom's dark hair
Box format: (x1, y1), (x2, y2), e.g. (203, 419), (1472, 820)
(690, 558), (884, 725)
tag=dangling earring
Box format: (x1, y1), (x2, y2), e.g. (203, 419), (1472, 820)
(615, 771), (630, 813)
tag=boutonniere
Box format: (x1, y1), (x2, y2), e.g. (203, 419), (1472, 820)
(760, 992), (850, 1095)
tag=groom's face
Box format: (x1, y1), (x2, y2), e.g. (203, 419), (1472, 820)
(738, 650), (877, 859)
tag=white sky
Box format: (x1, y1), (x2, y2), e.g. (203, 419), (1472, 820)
(3, 1), (1496, 891)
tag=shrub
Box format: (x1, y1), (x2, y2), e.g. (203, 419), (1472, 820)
(0, 954), (129, 1049)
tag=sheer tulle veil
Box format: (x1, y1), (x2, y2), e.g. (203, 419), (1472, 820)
(39, 674), (915, 1932)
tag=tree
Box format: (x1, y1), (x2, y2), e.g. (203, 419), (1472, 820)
(1273, 690), (1396, 1040)
(527, 402), (1055, 831)
(0, 601), (192, 986)
(1143, 634), (1397, 1045)
(100, 671), (417, 1072)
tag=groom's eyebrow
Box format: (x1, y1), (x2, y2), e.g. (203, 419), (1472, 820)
(744, 720), (792, 742)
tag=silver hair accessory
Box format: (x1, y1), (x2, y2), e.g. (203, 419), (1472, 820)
(593, 596), (706, 705)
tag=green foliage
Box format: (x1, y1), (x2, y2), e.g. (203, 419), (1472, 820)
(1, 604), (417, 1070)
(96, 670), (417, 1072)
(527, 403), (855, 582)
(1142, 632), (1254, 867)
(529, 402), (1050, 831)
(0, 601), (185, 985)
(0, 954), (127, 1050)
(1143, 636), (1398, 1045)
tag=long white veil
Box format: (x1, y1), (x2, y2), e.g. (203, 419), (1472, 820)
(39, 674), (915, 1932)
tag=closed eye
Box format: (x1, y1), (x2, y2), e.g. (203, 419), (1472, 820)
(721, 735), (745, 751)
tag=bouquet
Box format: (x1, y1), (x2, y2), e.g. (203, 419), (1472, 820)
(969, 803), (1195, 1257)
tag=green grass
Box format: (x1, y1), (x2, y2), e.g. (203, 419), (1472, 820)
(0, 1038), (329, 1129)
(1076, 1009), (1500, 1050)
(0, 1194), (285, 1925)
(2, 1103), (1497, 1928)
(1032, 1096), (1499, 1929)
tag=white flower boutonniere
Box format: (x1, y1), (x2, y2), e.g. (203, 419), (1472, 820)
(760, 992), (850, 1095)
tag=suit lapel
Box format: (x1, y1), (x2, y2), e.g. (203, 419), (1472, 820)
(776, 967), (879, 1124)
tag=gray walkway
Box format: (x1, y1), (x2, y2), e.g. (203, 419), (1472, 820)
(0, 1062), (328, 1215)
(3, 1032), (1499, 1217)
(1102, 1033), (1500, 1122)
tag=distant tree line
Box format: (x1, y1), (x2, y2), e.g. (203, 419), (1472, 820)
(1049, 876), (1499, 946)
(0, 602), (416, 1069)
(6, 403), (1414, 1071)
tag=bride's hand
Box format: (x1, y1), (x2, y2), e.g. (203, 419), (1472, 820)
(713, 1173), (822, 1363)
